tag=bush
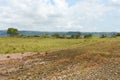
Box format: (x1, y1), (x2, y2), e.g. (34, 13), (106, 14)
(33, 35), (40, 37)
(70, 32), (81, 39)
(115, 33), (120, 36)
(100, 34), (107, 38)
(52, 33), (60, 38)
(41, 34), (50, 38)
(62, 34), (67, 39)
(84, 34), (92, 38)
(110, 33), (120, 38)
(111, 34), (116, 38)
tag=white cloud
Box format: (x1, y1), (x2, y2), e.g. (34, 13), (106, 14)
(0, 0), (118, 31)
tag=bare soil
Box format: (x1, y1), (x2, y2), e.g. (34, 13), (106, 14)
(0, 51), (119, 80)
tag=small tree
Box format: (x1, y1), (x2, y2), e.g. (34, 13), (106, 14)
(70, 32), (81, 39)
(70, 34), (76, 39)
(52, 33), (60, 38)
(61, 34), (67, 39)
(115, 33), (120, 36)
(84, 34), (92, 38)
(111, 33), (120, 38)
(41, 34), (49, 38)
(76, 32), (81, 39)
(100, 34), (107, 38)
(7, 28), (19, 36)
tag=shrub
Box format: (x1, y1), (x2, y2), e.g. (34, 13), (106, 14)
(70, 32), (81, 39)
(115, 33), (120, 36)
(100, 34), (107, 38)
(84, 34), (92, 38)
(52, 33), (60, 38)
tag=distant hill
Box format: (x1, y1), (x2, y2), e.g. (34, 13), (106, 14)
(0, 30), (118, 36)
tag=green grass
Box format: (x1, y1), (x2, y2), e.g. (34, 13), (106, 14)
(0, 37), (119, 54)
(0, 37), (83, 54)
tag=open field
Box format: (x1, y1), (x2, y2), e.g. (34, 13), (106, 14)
(0, 37), (85, 54)
(0, 37), (120, 80)
(0, 37), (119, 54)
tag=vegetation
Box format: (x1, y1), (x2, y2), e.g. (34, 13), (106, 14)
(115, 33), (120, 36)
(70, 32), (81, 39)
(100, 34), (108, 38)
(51, 33), (60, 38)
(7, 28), (19, 36)
(0, 37), (82, 54)
(84, 34), (92, 38)
(1, 37), (120, 80)
(0, 36), (119, 54)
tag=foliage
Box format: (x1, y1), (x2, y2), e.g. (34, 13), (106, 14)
(70, 32), (81, 39)
(84, 34), (92, 38)
(100, 34), (107, 38)
(52, 33), (60, 38)
(61, 34), (67, 39)
(115, 33), (120, 36)
(41, 34), (50, 38)
(7, 28), (19, 36)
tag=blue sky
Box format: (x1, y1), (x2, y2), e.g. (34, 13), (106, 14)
(0, 0), (120, 32)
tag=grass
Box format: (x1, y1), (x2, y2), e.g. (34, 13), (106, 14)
(0, 37), (119, 54)
(0, 37), (85, 54)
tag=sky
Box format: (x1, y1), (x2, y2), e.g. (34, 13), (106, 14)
(0, 0), (120, 32)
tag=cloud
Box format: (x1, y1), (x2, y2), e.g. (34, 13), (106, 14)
(0, 0), (119, 32)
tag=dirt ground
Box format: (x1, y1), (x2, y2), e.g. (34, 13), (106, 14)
(0, 51), (119, 80)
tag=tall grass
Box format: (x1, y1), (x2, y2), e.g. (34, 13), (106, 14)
(0, 37), (83, 54)
(0, 37), (119, 54)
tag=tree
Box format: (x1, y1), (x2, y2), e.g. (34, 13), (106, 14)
(111, 33), (120, 38)
(100, 34), (107, 38)
(84, 34), (92, 38)
(41, 34), (49, 38)
(115, 33), (120, 36)
(52, 33), (60, 38)
(76, 32), (81, 39)
(70, 32), (81, 39)
(7, 28), (19, 36)
(62, 34), (67, 39)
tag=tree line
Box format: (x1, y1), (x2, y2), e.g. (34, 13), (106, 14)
(7, 28), (120, 39)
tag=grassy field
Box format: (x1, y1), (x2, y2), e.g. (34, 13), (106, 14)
(0, 37), (120, 54)
(0, 37), (84, 54)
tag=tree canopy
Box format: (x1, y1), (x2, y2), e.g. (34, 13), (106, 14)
(7, 28), (19, 36)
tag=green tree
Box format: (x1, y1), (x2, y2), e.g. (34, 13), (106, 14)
(84, 34), (92, 38)
(70, 34), (76, 39)
(52, 33), (60, 38)
(76, 32), (81, 39)
(100, 34), (107, 38)
(71, 32), (81, 39)
(116, 33), (120, 36)
(7, 28), (19, 36)
(62, 34), (67, 39)
(41, 34), (49, 38)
